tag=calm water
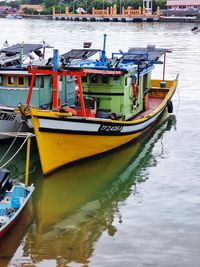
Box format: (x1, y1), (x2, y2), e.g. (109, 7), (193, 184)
(0, 19), (200, 267)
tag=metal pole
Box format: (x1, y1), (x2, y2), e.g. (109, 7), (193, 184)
(77, 76), (86, 117)
(73, 0), (75, 13)
(163, 52), (166, 81)
(52, 49), (60, 109)
(101, 33), (107, 61)
(26, 71), (36, 105)
(25, 134), (31, 187)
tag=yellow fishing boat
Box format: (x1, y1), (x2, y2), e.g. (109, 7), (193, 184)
(24, 35), (178, 175)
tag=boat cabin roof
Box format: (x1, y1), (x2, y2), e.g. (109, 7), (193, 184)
(0, 42), (50, 68)
(61, 49), (100, 62)
(114, 46), (171, 64)
(0, 43), (47, 56)
(61, 45), (171, 73)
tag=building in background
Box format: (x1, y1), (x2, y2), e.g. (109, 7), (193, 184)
(166, 0), (200, 10)
(143, 0), (153, 14)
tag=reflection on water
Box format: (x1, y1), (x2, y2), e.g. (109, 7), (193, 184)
(0, 207), (33, 267)
(0, 114), (176, 266)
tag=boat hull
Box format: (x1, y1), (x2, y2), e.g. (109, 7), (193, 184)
(31, 106), (164, 175)
(31, 78), (177, 175)
(0, 107), (28, 140)
(0, 184), (34, 238)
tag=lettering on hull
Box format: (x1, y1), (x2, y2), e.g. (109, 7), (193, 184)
(98, 124), (123, 133)
(0, 112), (16, 121)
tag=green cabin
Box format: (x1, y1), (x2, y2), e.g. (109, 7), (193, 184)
(81, 69), (152, 120)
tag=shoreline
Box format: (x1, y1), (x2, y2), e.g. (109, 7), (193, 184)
(1, 14), (199, 23)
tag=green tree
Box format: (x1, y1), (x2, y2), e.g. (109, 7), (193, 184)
(153, 0), (167, 12)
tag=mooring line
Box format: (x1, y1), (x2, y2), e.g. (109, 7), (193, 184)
(0, 135), (29, 170)
(0, 123), (23, 165)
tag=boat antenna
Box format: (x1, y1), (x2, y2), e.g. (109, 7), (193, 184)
(101, 33), (107, 62)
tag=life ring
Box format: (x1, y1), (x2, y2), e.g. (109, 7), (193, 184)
(132, 82), (138, 99)
(167, 100), (173, 113)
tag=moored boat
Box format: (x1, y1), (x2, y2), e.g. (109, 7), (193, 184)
(0, 42), (75, 140)
(25, 35), (178, 175)
(0, 168), (34, 238)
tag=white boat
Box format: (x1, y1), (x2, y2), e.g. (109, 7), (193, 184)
(0, 42), (67, 140)
(6, 14), (23, 19)
(0, 105), (28, 140)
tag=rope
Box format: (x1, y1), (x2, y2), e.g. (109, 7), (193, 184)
(0, 135), (29, 170)
(0, 123), (23, 165)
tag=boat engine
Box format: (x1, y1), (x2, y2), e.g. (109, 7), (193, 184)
(0, 169), (13, 200)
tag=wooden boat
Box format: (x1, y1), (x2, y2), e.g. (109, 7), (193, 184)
(0, 42), (75, 140)
(0, 168), (34, 238)
(24, 35), (178, 175)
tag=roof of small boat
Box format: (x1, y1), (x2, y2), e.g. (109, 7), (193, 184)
(0, 43), (48, 56)
(61, 49), (100, 61)
(124, 46), (171, 62)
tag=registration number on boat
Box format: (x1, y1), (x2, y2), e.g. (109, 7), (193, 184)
(0, 112), (16, 121)
(98, 125), (123, 133)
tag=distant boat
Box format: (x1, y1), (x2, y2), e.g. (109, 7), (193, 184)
(0, 41), (75, 140)
(191, 26), (200, 33)
(6, 14), (23, 19)
(0, 169), (34, 238)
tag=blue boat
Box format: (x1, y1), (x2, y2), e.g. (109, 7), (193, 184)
(0, 169), (34, 238)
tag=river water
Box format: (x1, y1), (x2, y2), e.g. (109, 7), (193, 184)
(0, 19), (200, 267)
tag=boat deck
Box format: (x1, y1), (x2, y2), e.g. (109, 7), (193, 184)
(136, 97), (163, 119)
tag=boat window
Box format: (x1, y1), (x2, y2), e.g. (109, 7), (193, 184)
(6, 76), (14, 86)
(113, 75), (120, 85)
(40, 76), (44, 88)
(17, 76), (26, 87)
(82, 76), (87, 83)
(91, 75), (97, 83)
(102, 75), (109, 84)
(0, 75), (3, 85)
(125, 77), (128, 86)
(28, 76), (36, 87)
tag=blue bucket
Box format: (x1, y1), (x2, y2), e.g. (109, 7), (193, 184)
(160, 82), (166, 88)
(11, 197), (20, 209)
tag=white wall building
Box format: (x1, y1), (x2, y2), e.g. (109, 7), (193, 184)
(166, 0), (200, 10)
(143, 0), (153, 14)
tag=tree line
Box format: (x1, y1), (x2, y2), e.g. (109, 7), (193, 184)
(0, 0), (167, 15)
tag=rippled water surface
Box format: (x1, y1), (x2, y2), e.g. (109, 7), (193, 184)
(0, 19), (200, 267)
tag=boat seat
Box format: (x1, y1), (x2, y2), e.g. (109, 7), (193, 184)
(0, 209), (7, 216)
(6, 187), (27, 198)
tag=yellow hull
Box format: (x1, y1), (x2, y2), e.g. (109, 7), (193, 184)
(32, 116), (141, 175)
